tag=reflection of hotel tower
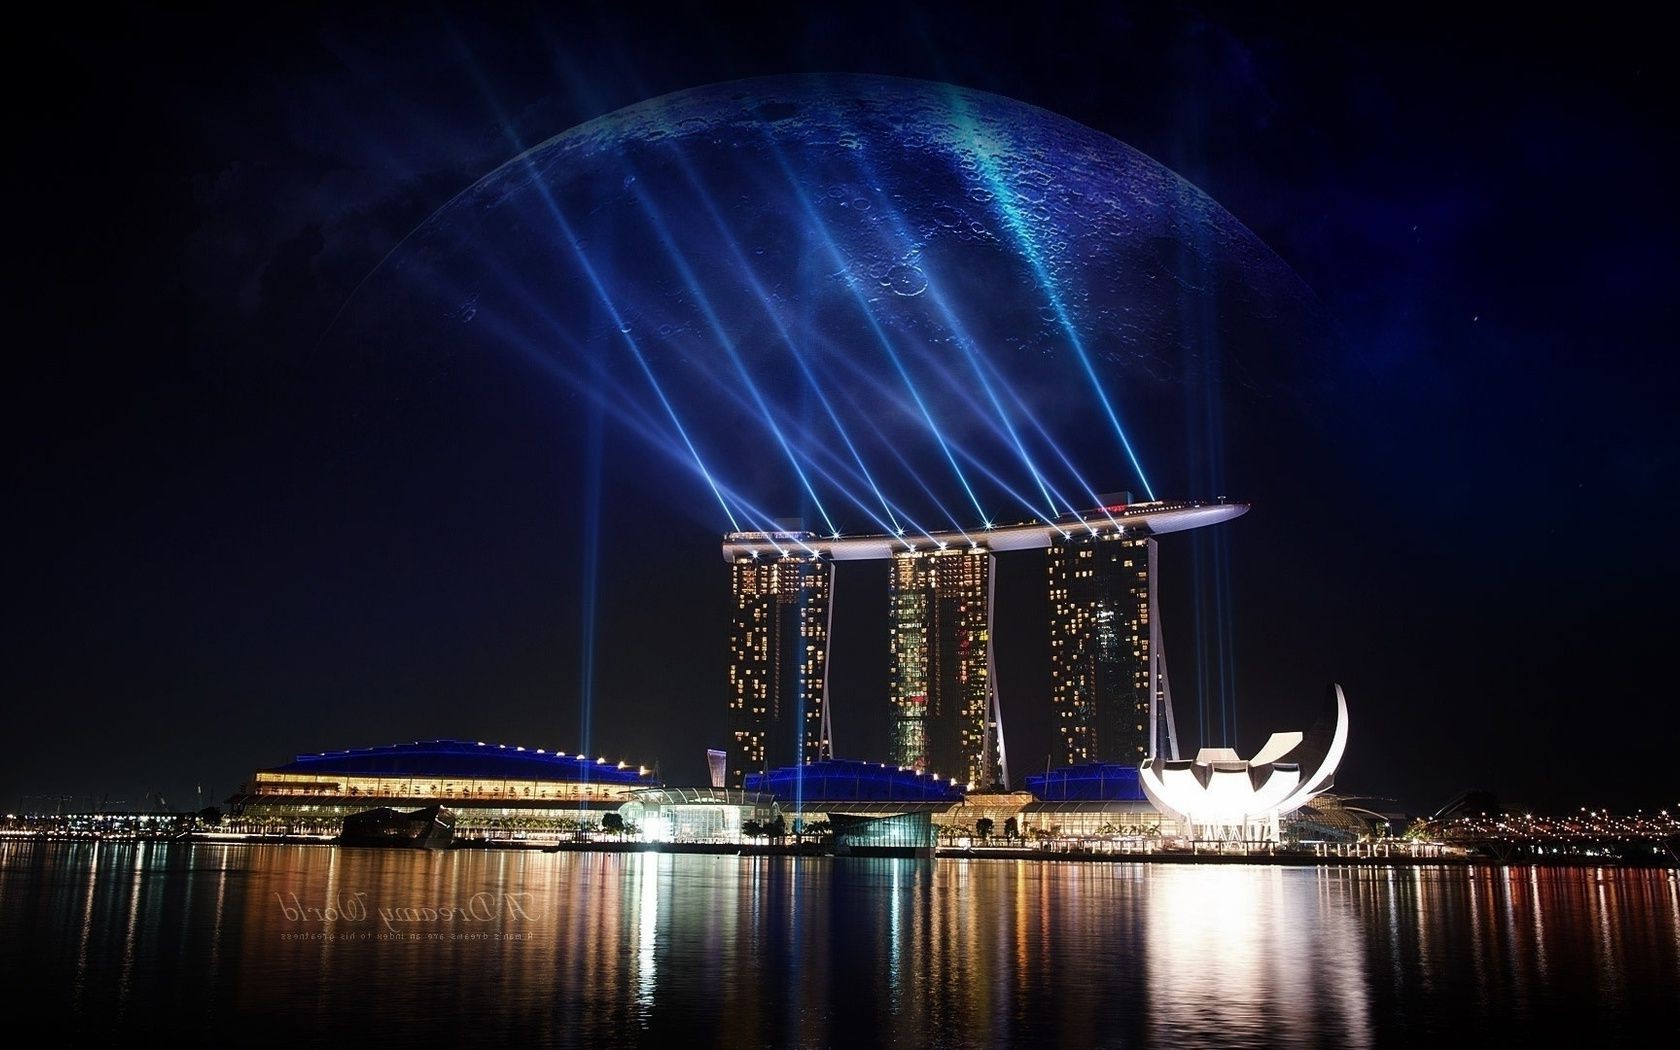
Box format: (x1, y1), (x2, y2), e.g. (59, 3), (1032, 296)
(726, 550), (832, 787)
(723, 498), (1238, 788)
(889, 548), (997, 788)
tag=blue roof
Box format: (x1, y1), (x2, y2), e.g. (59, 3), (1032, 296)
(268, 740), (656, 784)
(1025, 763), (1147, 802)
(746, 760), (966, 803)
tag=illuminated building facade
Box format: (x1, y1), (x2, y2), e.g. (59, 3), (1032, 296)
(228, 740), (789, 844)
(1139, 685), (1351, 842)
(726, 545), (833, 787)
(620, 787), (780, 843)
(722, 499), (1241, 790)
(744, 758), (968, 804)
(1048, 532), (1167, 765)
(1018, 761), (1180, 838)
(227, 739), (657, 833)
(888, 547), (999, 788)
(748, 759), (965, 856)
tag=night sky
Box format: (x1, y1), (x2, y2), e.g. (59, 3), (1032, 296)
(9, 4), (1675, 817)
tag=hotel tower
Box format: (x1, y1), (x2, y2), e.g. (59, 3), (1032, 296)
(725, 544), (833, 787)
(1047, 532), (1166, 765)
(888, 546), (1000, 788)
(722, 498), (1233, 787)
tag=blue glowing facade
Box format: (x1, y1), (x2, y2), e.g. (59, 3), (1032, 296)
(268, 739), (653, 784)
(1024, 763), (1148, 802)
(745, 759), (966, 804)
(230, 739), (659, 832)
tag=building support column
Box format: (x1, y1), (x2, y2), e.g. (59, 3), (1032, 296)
(1148, 538), (1181, 761)
(985, 556), (1009, 789)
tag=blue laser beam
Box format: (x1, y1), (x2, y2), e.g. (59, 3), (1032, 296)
(748, 117), (991, 527)
(941, 85), (1155, 501)
(648, 117), (907, 539)
(445, 35), (749, 536)
(624, 181), (839, 536)
(547, 66), (905, 544)
(850, 168), (1069, 522)
(412, 260), (809, 551)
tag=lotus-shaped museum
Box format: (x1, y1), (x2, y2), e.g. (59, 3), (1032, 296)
(1139, 685), (1349, 840)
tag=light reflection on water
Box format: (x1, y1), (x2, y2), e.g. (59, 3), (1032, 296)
(1, 841), (1675, 1046)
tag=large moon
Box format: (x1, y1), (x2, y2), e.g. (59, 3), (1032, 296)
(343, 73), (1327, 531)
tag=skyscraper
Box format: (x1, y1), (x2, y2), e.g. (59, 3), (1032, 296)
(888, 546), (999, 787)
(1048, 532), (1170, 765)
(726, 549), (832, 787)
(722, 498), (1235, 788)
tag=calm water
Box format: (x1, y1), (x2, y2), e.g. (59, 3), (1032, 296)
(0, 842), (1675, 1047)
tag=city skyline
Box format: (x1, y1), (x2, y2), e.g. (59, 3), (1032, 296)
(4, 8), (1675, 1047)
(6, 6), (1676, 819)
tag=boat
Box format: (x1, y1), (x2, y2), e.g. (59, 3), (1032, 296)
(338, 805), (455, 849)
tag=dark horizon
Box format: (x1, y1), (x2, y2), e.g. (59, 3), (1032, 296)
(6, 3), (1676, 818)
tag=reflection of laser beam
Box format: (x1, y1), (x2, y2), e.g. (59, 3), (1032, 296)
(942, 86), (1155, 500)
